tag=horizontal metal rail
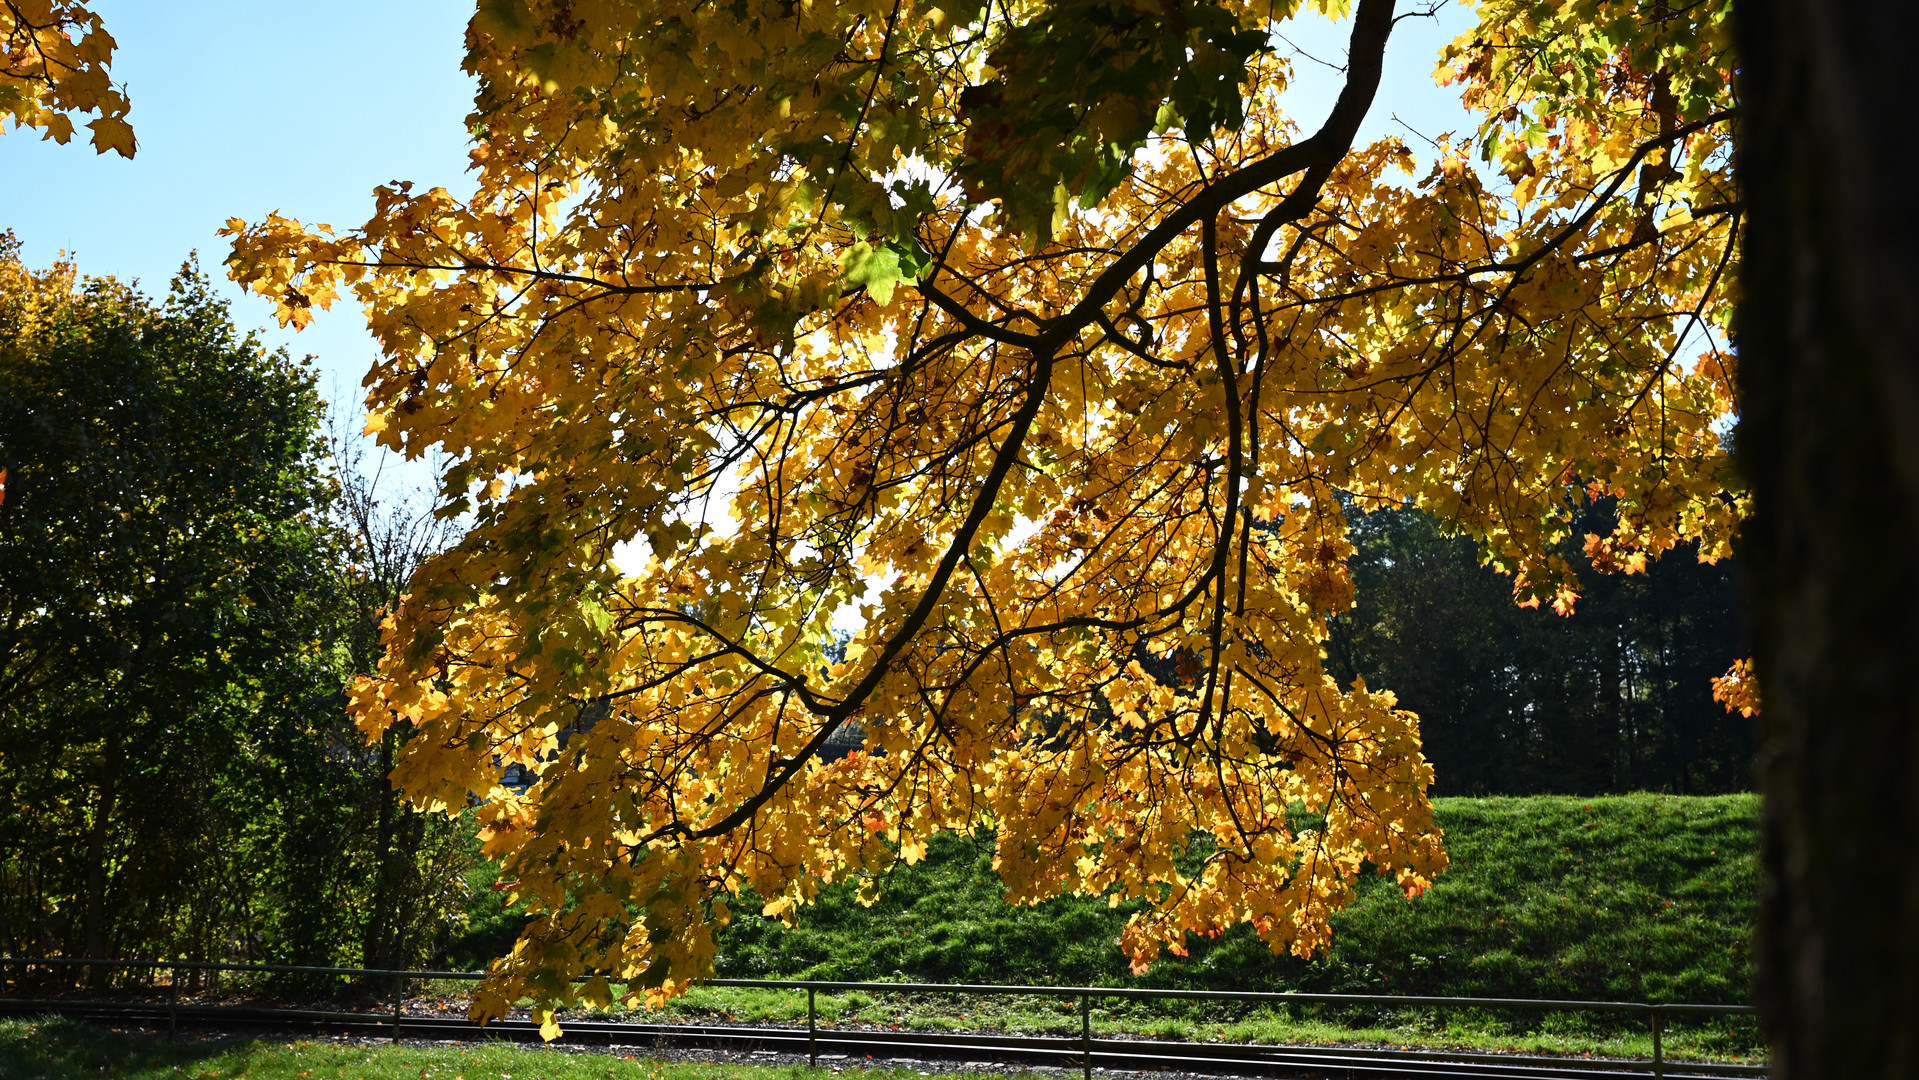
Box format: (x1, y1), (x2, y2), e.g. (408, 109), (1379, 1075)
(0, 956), (1763, 1079)
(0, 956), (479, 980)
(0, 998), (1768, 1080)
(707, 978), (1758, 1016)
(0, 957), (1758, 1014)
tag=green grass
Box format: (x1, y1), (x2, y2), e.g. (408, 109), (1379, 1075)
(584, 987), (1759, 1064)
(420, 794), (1765, 1066)
(432, 793), (1765, 1062)
(710, 793), (1760, 1005)
(0, 1017), (935, 1080)
(0, 796), (1768, 1071)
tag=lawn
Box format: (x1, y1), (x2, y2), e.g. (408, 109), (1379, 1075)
(447, 793), (1764, 1062)
(709, 792), (1761, 1004)
(0, 1017), (916, 1080)
(588, 985), (1759, 1063)
(10, 795), (1763, 1073)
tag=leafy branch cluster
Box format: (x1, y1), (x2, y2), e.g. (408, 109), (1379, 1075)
(0, 0), (133, 156)
(164, 0), (1740, 1025)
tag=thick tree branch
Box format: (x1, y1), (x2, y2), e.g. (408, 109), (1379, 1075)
(679, 346), (1059, 842)
(1038, 0), (1397, 355)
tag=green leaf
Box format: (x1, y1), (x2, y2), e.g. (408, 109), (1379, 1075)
(840, 241), (906, 306)
(955, 0), (1270, 241)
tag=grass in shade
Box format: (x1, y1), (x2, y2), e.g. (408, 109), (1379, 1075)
(0, 1017), (930, 1080)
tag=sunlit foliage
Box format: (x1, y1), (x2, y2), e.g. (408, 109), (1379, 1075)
(0, 0), (133, 156)
(224, 0), (1738, 1024)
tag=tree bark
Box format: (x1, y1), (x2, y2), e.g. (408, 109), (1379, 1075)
(363, 729), (399, 972)
(1737, 1), (1919, 1076)
(82, 728), (119, 987)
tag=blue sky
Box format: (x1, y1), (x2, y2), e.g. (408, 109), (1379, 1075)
(2, 1), (1473, 446)
(2, 1), (478, 420)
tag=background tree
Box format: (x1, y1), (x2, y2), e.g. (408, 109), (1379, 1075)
(0, 239), (348, 963)
(1330, 503), (1747, 796)
(0, 239), (469, 972)
(226, 0), (1741, 1020)
(1738, 0), (1919, 1076)
(325, 424), (470, 972)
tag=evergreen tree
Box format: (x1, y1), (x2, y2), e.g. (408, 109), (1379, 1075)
(1330, 504), (1749, 795)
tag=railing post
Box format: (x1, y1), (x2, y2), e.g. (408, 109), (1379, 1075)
(1080, 993), (1091, 1080)
(168, 963), (180, 1042)
(1651, 1007), (1663, 1079)
(808, 986), (818, 1068)
(392, 973), (404, 1045)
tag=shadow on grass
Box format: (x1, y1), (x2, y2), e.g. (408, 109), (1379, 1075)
(0, 1016), (274, 1080)
(0, 1016), (826, 1080)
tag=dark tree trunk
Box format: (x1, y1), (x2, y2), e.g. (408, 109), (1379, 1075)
(1737, 1), (1919, 1076)
(363, 730), (400, 972)
(82, 729), (119, 987)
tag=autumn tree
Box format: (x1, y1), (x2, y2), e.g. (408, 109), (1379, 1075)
(0, 0), (134, 156)
(227, 0), (1740, 1022)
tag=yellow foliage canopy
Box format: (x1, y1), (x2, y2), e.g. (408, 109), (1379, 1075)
(226, 0), (1739, 1022)
(0, 0), (133, 156)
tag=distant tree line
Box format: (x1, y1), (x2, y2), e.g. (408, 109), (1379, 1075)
(0, 237), (469, 970)
(1328, 503), (1751, 796)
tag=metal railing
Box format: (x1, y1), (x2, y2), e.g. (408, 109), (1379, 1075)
(0, 957), (1762, 1079)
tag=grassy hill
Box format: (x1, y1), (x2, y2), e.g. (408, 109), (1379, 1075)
(713, 793), (1759, 1005)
